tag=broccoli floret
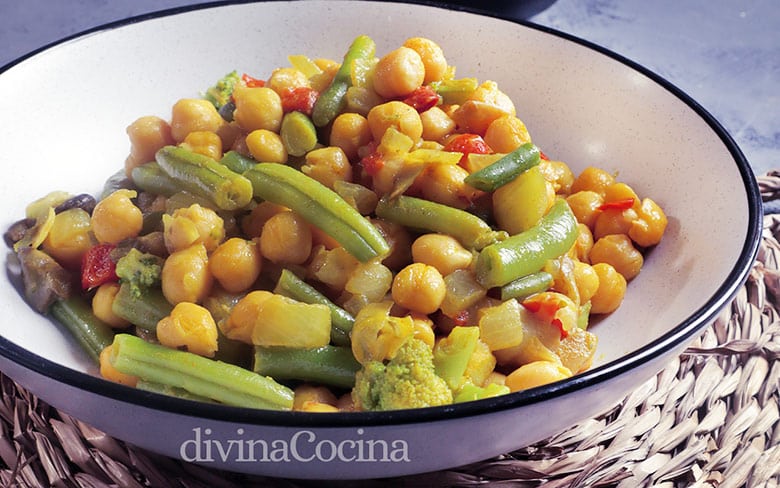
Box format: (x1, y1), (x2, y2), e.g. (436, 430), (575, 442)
(115, 248), (163, 298)
(203, 70), (241, 109)
(352, 338), (453, 411)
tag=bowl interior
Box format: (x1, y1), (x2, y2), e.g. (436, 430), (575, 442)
(0, 1), (756, 398)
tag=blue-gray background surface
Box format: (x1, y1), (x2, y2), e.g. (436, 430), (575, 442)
(2, 0), (778, 179)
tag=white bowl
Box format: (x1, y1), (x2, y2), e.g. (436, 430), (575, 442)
(0, 0), (761, 479)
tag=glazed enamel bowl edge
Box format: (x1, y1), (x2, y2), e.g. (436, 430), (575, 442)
(0, 1), (761, 479)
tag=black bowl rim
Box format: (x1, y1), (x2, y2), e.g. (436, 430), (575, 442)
(0, 0), (764, 428)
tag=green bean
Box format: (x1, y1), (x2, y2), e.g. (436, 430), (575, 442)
(243, 163), (389, 262)
(155, 145), (254, 211)
(374, 194), (506, 251)
(136, 380), (216, 403)
(253, 345), (360, 389)
(429, 77), (479, 105)
(214, 333), (254, 370)
(50, 296), (115, 363)
(111, 283), (172, 332)
(219, 150), (257, 174)
(131, 162), (179, 197)
(280, 111), (318, 157)
(311, 35), (376, 127)
(109, 334), (294, 410)
(475, 199), (578, 288)
(274, 268), (354, 346)
(500, 271), (554, 301)
(464, 142), (540, 192)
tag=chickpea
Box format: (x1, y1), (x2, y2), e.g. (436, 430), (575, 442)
(91, 189), (143, 245)
(372, 47), (425, 99)
(260, 211), (312, 264)
(266, 67), (310, 94)
(392, 263), (446, 314)
(505, 361), (572, 392)
(416, 164), (479, 210)
(411, 234), (473, 276)
(170, 98), (226, 143)
(573, 223), (595, 262)
(420, 106), (456, 142)
(92, 283), (130, 328)
(245, 129), (287, 163)
(42, 208), (95, 269)
(566, 190), (603, 228)
(590, 234), (643, 281)
(451, 100), (512, 136)
(345, 86), (384, 117)
(403, 37), (448, 84)
(471, 81), (516, 115)
(161, 243), (213, 305)
(181, 130), (222, 161)
(539, 159), (575, 195)
(99, 345), (137, 387)
(293, 384), (338, 411)
(301, 146), (353, 189)
(220, 290), (274, 344)
(232, 86), (283, 132)
(571, 166), (615, 196)
(629, 198), (668, 247)
(240, 201), (288, 238)
(593, 207), (638, 240)
(125, 115), (174, 176)
(163, 203), (225, 253)
(604, 182), (640, 207)
(157, 302), (219, 358)
(483, 115), (531, 153)
(572, 261), (599, 304)
(329, 113), (372, 161)
(367, 101), (423, 142)
(209, 238), (262, 293)
(589, 263), (627, 314)
(410, 313), (436, 349)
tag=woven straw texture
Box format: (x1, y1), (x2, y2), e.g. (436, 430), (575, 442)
(2, 175), (780, 488)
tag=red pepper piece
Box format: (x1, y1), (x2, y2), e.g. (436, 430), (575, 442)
(522, 295), (570, 339)
(443, 133), (493, 166)
(402, 86), (440, 113)
(453, 309), (471, 327)
(360, 150), (385, 176)
(241, 73), (265, 88)
(280, 86), (319, 116)
(598, 198), (635, 211)
(81, 244), (118, 290)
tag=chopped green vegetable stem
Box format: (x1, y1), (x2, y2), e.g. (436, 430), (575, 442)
(464, 143), (541, 192)
(155, 146), (254, 211)
(243, 163), (389, 262)
(50, 296), (115, 363)
(312, 35), (376, 127)
(375, 194), (505, 251)
(111, 283), (172, 331)
(475, 199), (578, 288)
(253, 345), (360, 389)
(500, 271), (554, 301)
(219, 150), (257, 174)
(110, 334), (294, 410)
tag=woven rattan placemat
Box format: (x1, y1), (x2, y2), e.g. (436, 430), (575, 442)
(2, 174), (779, 488)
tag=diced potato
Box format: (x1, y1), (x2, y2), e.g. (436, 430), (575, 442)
(251, 295), (331, 348)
